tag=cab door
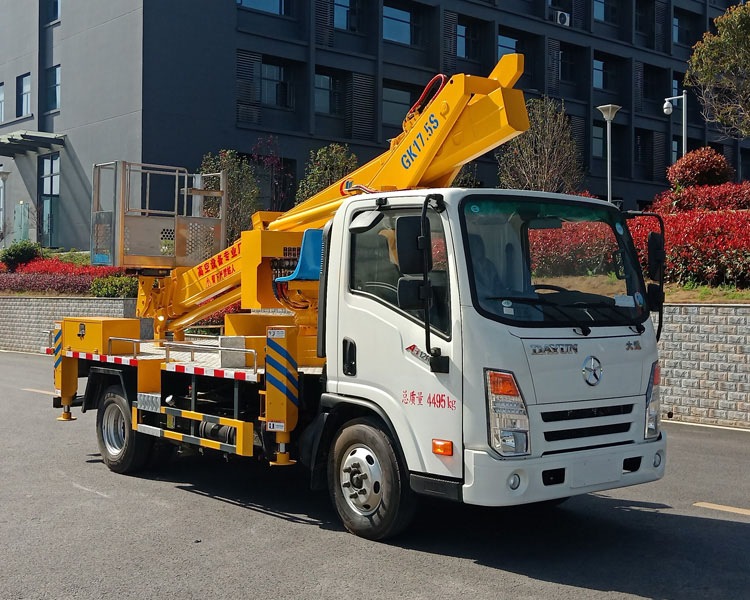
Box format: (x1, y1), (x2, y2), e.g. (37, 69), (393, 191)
(331, 199), (463, 479)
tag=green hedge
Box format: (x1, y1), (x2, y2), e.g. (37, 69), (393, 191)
(90, 275), (139, 298)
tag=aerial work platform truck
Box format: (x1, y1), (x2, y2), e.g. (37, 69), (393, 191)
(48, 55), (667, 539)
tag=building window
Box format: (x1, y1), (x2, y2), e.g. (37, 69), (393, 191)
(40, 153), (60, 196)
(673, 10), (695, 46)
(261, 62), (293, 108)
(672, 137), (681, 163)
(593, 56), (614, 90)
(592, 124), (604, 158)
(457, 18), (480, 60)
(672, 76), (682, 98)
(16, 73), (31, 117)
(498, 34), (517, 58)
(559, 44), (576, 82)
(643, 65), (665, 101)
(334, 0), (358, 31)
(383, 86), (412, 125)
(383, 4), (421, 46)
(237, 0), (286, 15)
(0, 83), (4, 122)
(43, 0), (60, 23)
(548, 0), (572, 12)
(635, 0), (654, 35)
(593, 0), (617, 23)
(45, 65), (60, 112)
(39, 153), (61, 247)
(634, 130), (654, 178)
(315, 72), (343, 115)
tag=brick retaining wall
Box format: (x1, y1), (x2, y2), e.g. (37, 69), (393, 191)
(659, 304), (749, 430)
(0, 297), (144, 353)
(1, 297), (747, 428)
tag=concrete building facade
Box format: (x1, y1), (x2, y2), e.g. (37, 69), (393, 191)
(0, 0), (747, 251)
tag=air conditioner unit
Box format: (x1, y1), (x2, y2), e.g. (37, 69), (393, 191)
(555, 10), (571, 27)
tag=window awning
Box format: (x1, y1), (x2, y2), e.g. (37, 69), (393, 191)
(0, 130), (66, 157)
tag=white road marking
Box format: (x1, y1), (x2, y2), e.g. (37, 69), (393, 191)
(72, 483), (111, 499)
(22, 388), (57, 396)
(693, 502), (750, 517)
(664, 420), (750, 433)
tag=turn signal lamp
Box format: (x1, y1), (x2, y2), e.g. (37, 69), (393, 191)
(645, 361), (661, 440)
(486, 369), (530, 457)
(432, 439), (453, 456)
(489, 371), (520, 397)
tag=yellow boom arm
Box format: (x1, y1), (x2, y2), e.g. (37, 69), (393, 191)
(138, 55), (529, 339)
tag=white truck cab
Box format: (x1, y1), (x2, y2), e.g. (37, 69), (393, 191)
(323, 188), (665, 518)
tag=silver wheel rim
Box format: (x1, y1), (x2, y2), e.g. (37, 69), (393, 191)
(340, 443), (384, 516)
(102, 402), (126, 458)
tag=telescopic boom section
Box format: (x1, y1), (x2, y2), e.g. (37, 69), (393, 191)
(268, 54), (529, 233)
(137, 55), (529, 338)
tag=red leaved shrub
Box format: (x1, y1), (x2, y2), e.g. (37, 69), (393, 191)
(195, 301), (243, 326)
(530, 222), (618, 277)
(628, 210), (750, 287)
(667, 146), (734, 189)
(651, 181), (750, 213)
(0, 273), (94, 294)
(16, 257), (121, 277)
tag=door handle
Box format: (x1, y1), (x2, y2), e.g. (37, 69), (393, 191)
(343, 338), (356, 376)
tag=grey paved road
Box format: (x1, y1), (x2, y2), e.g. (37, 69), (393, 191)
(1, 351), (749, 600)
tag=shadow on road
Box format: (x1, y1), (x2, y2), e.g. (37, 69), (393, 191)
(134, 454), (749, 599)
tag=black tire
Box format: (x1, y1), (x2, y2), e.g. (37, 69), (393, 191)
(95, 385), (153, 474)
(328, 417), (416, 540)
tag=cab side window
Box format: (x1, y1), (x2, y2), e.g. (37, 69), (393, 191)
(349, 208), (451, 334)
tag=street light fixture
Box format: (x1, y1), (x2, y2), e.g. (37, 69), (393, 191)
(664, 90), (688, 159)
(596, 104), (621, 204)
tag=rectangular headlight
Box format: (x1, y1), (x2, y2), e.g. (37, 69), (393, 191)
(485, 370), (530, 457)
(645, 361), (661, 440)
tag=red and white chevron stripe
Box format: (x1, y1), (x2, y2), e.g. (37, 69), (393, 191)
(63, 350), (139, 366)
(164, 362), (258, 382)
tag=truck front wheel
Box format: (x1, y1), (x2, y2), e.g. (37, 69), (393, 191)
(328, 417), (416, 540)
(96, 385), (152, 474)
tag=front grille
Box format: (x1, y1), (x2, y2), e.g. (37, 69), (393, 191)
(538, 401), (638, 456)
(544, 422), (631, 442)
(542, 404), (633, 422)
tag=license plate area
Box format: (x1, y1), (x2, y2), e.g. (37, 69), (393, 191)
(570, 456), (621, 488)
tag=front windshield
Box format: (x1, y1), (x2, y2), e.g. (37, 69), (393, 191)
(461, 194), (647, 328)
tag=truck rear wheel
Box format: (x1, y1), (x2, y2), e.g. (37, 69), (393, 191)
(96, 385), (152, 474)
(328, 417), (416, 540)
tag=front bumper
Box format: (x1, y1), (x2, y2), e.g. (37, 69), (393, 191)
(462, 432), (666, 506)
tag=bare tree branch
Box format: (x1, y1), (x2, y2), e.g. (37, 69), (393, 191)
(495, 97), (584, 194)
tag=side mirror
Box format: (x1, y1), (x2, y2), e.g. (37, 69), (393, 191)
(396, 215), (431, 275)
(647, 232), (665, 281)
(397, 277), (428, 310)
(647, 283), (664, 311)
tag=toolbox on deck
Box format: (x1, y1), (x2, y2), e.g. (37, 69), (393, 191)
(62, 317), (141, 355)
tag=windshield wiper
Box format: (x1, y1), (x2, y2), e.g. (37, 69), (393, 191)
(485, 296), (586, 323)
(558, 301), (639, 326)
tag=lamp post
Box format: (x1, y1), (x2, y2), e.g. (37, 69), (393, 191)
(663, 90), (688, 159)
(596, 104), (621, 203)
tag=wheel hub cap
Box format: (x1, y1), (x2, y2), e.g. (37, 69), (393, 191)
(102, 403), (126, 458)
(340, 444), (383, 516)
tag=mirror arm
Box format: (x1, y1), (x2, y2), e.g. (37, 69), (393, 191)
(420, 194), (449, 373)
(625, 211), (666, 341)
